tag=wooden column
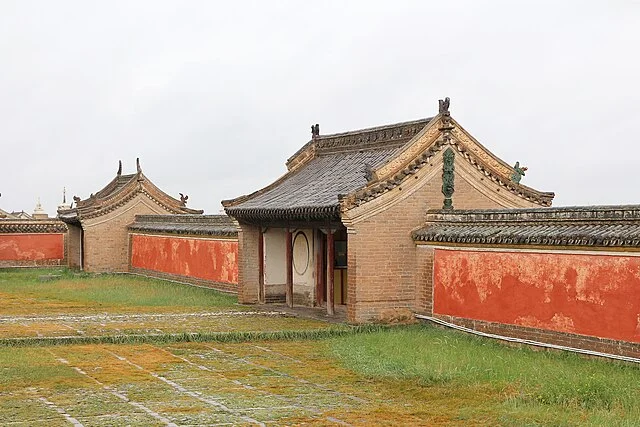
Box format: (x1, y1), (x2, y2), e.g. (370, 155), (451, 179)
(285, 229), (293, 307)
(258, 228), (265, 304)
(315, 230), (324, 307)
(326, 230), (335, 316)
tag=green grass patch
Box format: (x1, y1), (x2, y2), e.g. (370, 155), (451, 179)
(0, 324), (383, 347)
(0, 268), (238, 313)
(329, 324), (640, 424)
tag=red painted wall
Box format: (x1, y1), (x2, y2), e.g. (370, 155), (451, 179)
(0, 234), (64, 261)
(130, 234), (238, 284)
(434, 249), (640, 343)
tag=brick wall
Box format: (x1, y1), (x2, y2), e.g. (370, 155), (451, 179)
(347, 173), (440, 322)
(66, 223), (82, 269)
(0, 220), (68, 267)
(237, 223), (260, 303)
(129, 233), (238, 292)
(431, 248), (640, 347)
(415, 245), (434, 316)
(82, 194), (169, 272)
(345, 151), (535, 323)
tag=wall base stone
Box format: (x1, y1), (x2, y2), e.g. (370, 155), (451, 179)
(129, 267), (237, 294)
(431, 314), (640, 359)
(0, 259), (65, 268)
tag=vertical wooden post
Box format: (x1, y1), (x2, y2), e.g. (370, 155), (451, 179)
(315, 230), (324, 306)
(327, 229), (335, 316)
(258, 227), (265, 304)
(285, 228), (293, 307)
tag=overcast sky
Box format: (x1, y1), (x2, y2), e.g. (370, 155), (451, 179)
(1, 1), (638, 216)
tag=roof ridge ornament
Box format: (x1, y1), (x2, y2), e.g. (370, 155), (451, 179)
(311, 123), (320, 139)
(511, 161), (528, 184)
(363, 163), (376, 182)
(117, 160), (122, 176)
(438, 97), (450, 115)
(136, 157), (145, 182)
(438, 97), (454, 142)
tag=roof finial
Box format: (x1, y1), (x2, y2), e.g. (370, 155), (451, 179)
(62, 187), (66, 204)
(438, 97), (450, 115)
(311, 123), (320, 139)
(136, 157), (142, 174)
(117, 160), (122, 176)
(438, 97), (453, 135)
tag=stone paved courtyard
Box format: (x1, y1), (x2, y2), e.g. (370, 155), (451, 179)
(2, 340), (379, 426)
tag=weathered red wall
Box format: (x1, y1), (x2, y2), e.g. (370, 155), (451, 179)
(0, 234), (64, 261)
(130, 234), (238, 284)
(434, 249), (640, 343)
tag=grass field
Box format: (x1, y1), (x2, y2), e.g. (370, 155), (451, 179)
(2, 268), (640, 426)
(0, 268), (238, 315)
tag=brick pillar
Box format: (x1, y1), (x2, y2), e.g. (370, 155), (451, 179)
(346, 227), (358, 322)
(415, 245), (435, 315)
(237, 224), (260, 304)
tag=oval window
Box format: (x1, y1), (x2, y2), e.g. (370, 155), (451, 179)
(292, 231), (310, 275)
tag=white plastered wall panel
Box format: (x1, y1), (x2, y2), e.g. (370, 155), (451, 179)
(264, 228), (286, 286)
(292, 229), (315, 303)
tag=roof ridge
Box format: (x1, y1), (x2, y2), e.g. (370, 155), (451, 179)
(413, 208), (640, 248)
(424, 205), (640, 223)
(285, 117), (433, 169)
(316, 117), (431, 139)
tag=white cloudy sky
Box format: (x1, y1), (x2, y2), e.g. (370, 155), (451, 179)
(1, 1), (638, 215)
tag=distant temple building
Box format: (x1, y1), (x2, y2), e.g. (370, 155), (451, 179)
(10, 211), (33, 220)
(32, 199), (49, 220)
(57, 187), (72, 212)
(58, 159), (202, 272)
(0, 208), (14, 219)
(224, 98), (554, 322)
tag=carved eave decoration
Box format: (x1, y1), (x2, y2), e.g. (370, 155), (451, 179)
(340, 114), (554, 212)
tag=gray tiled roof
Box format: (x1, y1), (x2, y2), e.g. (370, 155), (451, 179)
(226, 148), (398, 221)
(413, 205), (640, 248)
(94, 174), (136, 199)
(225, 118), (432, 221)
(129, 214), (238, 237)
